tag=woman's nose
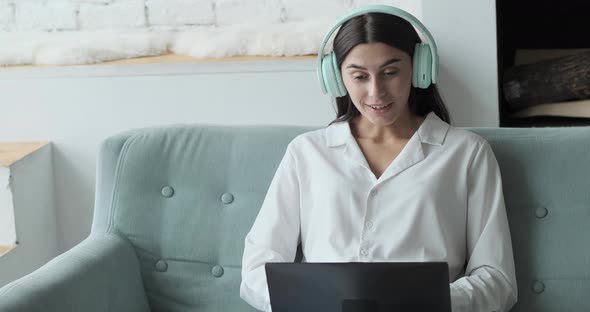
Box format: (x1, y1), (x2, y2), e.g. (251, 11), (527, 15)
(368, 78), (386, 97)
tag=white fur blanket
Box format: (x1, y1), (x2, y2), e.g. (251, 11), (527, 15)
(0, 21), (331, 66)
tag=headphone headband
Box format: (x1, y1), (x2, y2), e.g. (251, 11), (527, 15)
(317, 5), (439, 94)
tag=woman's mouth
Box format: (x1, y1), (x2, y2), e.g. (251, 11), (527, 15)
(366, 102), (393, 113)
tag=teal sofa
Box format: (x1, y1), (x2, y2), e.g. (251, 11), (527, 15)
(0, 124), (589, 311)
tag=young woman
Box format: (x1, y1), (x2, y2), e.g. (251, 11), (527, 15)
(241, 5), (517, 312)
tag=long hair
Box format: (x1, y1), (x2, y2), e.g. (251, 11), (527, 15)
(329, 13), (450, 125)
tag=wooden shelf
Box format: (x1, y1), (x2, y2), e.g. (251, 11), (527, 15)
(0, 244), (15, 257)
(0, 142), (48, 166)
(1, 53), (316, 69)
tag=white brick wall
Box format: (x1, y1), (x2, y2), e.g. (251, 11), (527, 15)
(15, 0), (77, 31)
(0, 0), (421, 32)
(80, 0), (113, 3)
(215, 0), (283, 26)
(283, 0), (352, 22)
(79, 0), (146, 30)
(146, 0), (214, 26)
(0, 3), (14, 31)
(351, 0), (422, 19)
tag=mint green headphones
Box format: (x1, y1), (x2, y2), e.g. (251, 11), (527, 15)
(317, 4), (439, 97)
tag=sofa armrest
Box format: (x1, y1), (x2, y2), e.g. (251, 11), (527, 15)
(0, 234), (150, 312)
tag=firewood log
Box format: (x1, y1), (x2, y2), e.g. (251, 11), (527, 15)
(503, 51), (590, 111)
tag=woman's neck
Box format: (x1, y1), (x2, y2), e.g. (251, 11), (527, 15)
(351, 113), (425, 144)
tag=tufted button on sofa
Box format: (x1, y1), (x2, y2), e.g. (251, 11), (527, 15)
(0, 125), (589, 311)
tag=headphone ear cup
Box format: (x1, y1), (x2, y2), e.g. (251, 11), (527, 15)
(412, 43), (432, 89)
(321, 52), (347, 97)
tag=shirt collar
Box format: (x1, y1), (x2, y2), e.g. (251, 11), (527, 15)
(326, 111), (450, 148)
(416, 112), (450, 146)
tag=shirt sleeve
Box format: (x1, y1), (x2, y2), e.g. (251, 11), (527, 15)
(450, 141), (518, 312)
(240, 145), (301, 312)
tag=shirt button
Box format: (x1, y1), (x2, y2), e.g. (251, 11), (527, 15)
(360, 249), (369, 256)
(365, 221), (373, 230)
(369, 190), (378, 198)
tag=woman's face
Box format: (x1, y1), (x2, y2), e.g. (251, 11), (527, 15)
(341, 42), (414, 127)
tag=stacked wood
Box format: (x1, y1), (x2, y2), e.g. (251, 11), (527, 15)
(503, 50), (590, 111)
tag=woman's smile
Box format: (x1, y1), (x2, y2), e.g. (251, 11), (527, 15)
(365, 102), (393, 113)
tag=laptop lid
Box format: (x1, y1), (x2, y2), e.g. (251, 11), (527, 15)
(265, 262), (451, 312)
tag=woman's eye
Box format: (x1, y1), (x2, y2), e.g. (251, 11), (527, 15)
(384, 71), (399, 76)
(352, 75), (367, 80)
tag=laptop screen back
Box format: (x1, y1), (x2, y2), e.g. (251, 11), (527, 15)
(265, 262), (451, 312)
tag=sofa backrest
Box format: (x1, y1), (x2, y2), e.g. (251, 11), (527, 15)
(91, 124), (590, 312)
(91, 125), (310, 312)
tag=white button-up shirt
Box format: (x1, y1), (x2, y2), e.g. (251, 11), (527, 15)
(240, 112), (517, 312)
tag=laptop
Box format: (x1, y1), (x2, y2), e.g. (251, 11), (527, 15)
(265, 262), (451, 312)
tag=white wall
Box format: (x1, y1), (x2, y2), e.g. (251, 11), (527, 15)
(0, 145), (59, 287)
(422, 0), (499, 126)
